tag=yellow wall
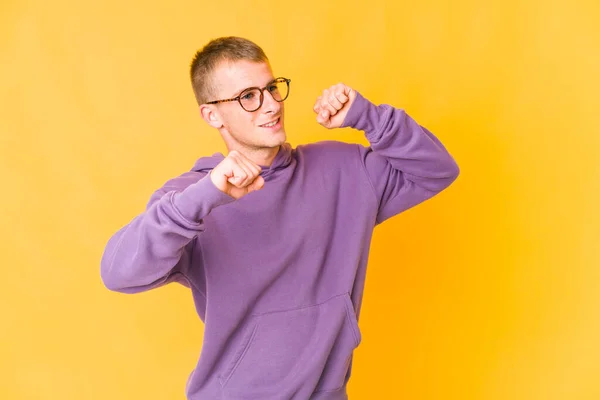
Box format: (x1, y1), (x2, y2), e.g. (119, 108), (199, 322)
(1, 0), (599, 399)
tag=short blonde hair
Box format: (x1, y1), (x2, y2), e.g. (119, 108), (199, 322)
(189, 36), (269, 105)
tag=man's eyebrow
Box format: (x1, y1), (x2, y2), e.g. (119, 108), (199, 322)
(230, 85), (251, 98)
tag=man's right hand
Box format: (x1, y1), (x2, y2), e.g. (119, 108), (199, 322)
(210, 151), (265, 199)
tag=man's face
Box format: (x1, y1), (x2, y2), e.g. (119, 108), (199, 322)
(208, 60), (287, 153)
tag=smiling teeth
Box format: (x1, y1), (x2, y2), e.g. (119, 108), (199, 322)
(263, 119), (277, 127)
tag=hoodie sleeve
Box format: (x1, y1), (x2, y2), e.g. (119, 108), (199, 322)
(100, 173), (235, 294)
(342, 92), (460, 224)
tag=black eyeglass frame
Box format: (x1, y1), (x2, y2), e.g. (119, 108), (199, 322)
(205, 77), (291, 112)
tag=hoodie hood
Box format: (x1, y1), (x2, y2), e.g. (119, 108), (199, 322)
(191, 143), (294, 181)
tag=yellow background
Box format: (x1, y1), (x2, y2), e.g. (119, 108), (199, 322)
(1, 0), (599, 399)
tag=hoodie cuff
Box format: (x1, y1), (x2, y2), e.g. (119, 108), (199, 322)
(172, 174), (235, 223)
(341, 92), (378, 132)
(340, 91), (398, 146)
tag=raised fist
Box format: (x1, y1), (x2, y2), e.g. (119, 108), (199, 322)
(313, 83), (357, 129)
(210, 151), (265, 199)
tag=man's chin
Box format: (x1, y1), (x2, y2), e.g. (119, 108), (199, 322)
(269, 132), (287, 147)
(251, 129), (286, 149)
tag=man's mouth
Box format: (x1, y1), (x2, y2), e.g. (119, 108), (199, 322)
(260, 118), (280, 128)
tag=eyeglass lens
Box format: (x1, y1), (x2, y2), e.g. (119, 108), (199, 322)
(239, 79), (289, 111)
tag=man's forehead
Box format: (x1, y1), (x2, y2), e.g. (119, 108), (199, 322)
(212, 60), (274, 95)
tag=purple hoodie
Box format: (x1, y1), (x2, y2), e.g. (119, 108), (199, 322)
(100, 92), (459, 399)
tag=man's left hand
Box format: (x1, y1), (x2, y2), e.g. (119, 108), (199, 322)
(313, 83), (357, 129)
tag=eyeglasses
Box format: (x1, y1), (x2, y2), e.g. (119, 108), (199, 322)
(206, 77), (291, 112)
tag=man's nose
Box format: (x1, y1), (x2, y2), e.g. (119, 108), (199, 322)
(261, 90), (280, 113)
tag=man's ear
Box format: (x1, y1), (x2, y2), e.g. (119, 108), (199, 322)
(199, 104), (223, 129)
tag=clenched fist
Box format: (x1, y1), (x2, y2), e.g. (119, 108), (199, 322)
(210, 151), (265, 199)
(313, 83), (357, 129)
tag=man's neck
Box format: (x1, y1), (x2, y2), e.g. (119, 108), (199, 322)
(233, 145), (280, 168)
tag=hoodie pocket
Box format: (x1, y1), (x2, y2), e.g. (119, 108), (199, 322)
(219, 293), (361, 398)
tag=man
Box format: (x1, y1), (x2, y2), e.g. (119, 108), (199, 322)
(101, 36), (459, 399)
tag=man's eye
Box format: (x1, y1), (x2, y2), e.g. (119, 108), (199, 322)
(241, 92), (255, 100)
(268, 85), (278, 92)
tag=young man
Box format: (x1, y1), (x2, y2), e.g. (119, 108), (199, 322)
(101, 36), (459, 399)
